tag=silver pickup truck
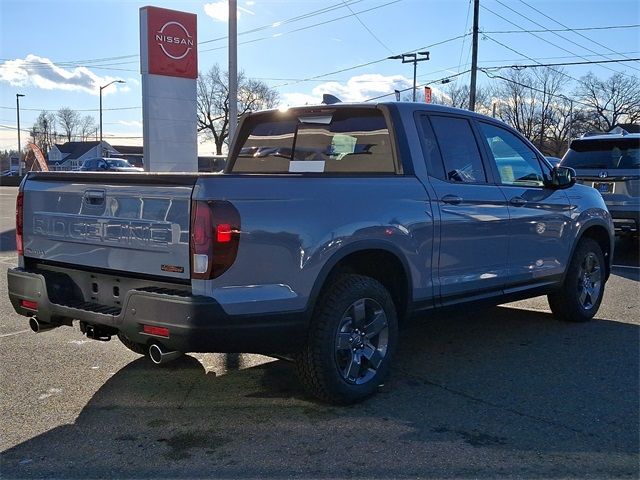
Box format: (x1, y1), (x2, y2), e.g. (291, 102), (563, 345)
(8, 103), (614, 404)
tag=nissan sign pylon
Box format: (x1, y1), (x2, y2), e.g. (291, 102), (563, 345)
(140, 6), (198, 172)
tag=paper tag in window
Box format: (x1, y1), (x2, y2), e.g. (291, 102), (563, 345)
(289, 161), (325, 173)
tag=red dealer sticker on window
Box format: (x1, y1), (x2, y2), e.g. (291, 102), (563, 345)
(144, 6), (198, 79)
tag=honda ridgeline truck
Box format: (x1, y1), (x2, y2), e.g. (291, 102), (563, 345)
(8, 103), (614, 404)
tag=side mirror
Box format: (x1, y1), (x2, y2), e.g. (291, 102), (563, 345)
(550, 166), (576, 189)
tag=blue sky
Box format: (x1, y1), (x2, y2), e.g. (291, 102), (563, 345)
(1, 0), (639, 154)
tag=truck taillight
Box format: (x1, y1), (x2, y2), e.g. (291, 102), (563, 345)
(190, 200), (240, 280)
(16, 191), (24, 256)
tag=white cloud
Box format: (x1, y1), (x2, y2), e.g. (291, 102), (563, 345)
(281, 73), (413, 106)
(204, 1), (254, 22)
(0, 54), (125, 95)
(118, 120), (143, 128)
(245, 0), (256, 5)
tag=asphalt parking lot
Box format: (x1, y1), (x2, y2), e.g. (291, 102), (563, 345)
(0, 185), (638, 479)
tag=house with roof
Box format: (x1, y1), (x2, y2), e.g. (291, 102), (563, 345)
(47, 141), (119, 171)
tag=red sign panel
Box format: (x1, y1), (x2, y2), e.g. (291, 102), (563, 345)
(144, 6), (197, 79)
(424, 86), (432, 104)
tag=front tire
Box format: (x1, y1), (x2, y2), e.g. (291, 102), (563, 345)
(295, 274), (398, 405)
(548, 238), (606, 322)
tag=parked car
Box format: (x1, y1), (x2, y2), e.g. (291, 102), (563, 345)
(79, 157), (143, 172)
(8, 103), (614, 404)
(560, 132), (640, 235)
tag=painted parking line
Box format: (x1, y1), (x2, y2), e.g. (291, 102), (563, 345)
(612, 265), (640, 270)
(0, 329), (30, 338)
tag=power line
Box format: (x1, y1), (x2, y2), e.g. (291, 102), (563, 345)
(199, 0), (404, 54)
(0, 105), (140, 112)
(516, 0), (640, 69)
(484, 23), (640, 34)
(455, 0), (473, 84)
(484, 57), (640, 70)
(340, 0), (394, 54)
(480, 69), (601, 112)
(364, 70), (471, 102)
(199, 0), (368, 45)
(273, 33), (470, 89)
(482, 32), (581, 83)
(478, 50), (640, 64)
(492, 0), (640, 76)
(0, 0), (371, 70)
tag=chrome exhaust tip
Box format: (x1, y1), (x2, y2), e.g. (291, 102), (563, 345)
(148, 343), (182, 365)
(29, 317), (59, 333)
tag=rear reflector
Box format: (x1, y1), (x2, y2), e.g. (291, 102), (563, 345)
(21, 300), (38, 310)
(142, 325), (170, 337)
(216, 224), (232, 243)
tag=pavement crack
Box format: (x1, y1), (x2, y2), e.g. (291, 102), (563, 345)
(397, 369), (585, 435)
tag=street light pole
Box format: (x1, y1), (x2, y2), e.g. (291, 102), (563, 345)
(99, 80), (125, 156)
(16, 94), (25, 176)
(388, 52), (430, 102)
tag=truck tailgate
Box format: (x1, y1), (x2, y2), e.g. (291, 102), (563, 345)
(22, 173), (196, 281)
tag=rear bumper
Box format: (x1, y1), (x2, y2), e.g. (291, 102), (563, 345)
(7, 267), (308, 354)
(605, 206), (640, 233)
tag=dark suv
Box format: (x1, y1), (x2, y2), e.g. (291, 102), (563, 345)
(561, 133), (640, 235)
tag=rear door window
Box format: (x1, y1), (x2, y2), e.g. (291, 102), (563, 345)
(231, 108), (396, 174)
(429, 116), (487, 183)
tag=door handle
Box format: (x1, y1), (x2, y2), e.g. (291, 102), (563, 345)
(441, 194), (463, 205)
(509, 196), (527, 207)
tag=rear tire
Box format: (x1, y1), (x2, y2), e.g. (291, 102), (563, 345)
(117, 332), (149, 355)
(548, 238), (605, 322)
(295, 274), (398, 405)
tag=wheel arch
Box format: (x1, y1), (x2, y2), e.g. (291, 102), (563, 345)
(568, 222), (613, 282)
(308, 241), (413, 322)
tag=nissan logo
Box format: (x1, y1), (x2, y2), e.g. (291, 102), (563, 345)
(155, 21), (194, 60)
(599, 171), (608, 179)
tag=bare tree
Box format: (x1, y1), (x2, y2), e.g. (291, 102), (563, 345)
(493, 69), (540, 141)
(56, 107), (81, 142)
(30, 111), (59, 156)
(79, 115), (97, 141)
(197, 64), (279, 154)
(440, 82), (491, 114)
(575, 72), (640, 132)
(533, 68), (566, 150)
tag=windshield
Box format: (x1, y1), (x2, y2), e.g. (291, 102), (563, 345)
(561, 137), (640, 169)
(106, 159), (132, 168)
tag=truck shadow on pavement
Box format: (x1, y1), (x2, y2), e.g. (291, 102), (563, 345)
(0, 229), (16, 252)
(2, 306), (638, 479)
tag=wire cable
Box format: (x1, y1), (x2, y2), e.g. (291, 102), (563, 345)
(517, 0), (640, 67)
(492, 0), (640, 75)
(340, 0), (394, 55)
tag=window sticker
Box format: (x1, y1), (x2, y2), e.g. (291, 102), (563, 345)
(288, 160), (326, 173)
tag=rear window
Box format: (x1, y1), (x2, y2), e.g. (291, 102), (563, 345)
(230, 108), (396, 174)
(562, 137), (640, 169)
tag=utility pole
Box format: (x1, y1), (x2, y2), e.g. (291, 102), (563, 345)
(387, 52), (430, 102)
(228, 0), (238, 149)
(16, 93), (25, 176)
(469, 0), (480, 111)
